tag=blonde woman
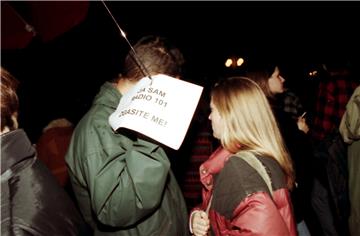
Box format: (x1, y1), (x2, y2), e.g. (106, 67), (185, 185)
(190, 76), (297, 236)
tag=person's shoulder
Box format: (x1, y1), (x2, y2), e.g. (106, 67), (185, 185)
(74, 106), (108, 132)
(218, 156), (271, 189)
(212, 155), (274, 217)
(11, 158), (84, 234)
(352, 85), (360, 97)
(9, 157), (68, 199)
(256, 155), (287, 190)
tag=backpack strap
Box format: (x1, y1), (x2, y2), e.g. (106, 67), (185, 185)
(205, 151), (273, 214)
(234, 151), (273, 197)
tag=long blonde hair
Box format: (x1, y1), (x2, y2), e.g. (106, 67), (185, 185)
(211, 76), (295, 189)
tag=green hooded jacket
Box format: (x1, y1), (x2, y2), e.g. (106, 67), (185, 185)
(66, 82), (189, 235)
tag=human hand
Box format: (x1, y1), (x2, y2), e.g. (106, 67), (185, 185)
(297, 112), (309, 134)
(191, 210), (210, 236)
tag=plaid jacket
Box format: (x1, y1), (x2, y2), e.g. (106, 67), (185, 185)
(312, 77), (358, 141)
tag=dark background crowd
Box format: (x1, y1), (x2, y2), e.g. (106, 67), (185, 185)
(2, 1), (360, 143)
(2, 1), (360, 236)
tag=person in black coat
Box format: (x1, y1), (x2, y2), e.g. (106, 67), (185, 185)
(1, 67), (88, 236)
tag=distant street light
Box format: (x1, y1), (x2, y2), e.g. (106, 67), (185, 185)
(225, 58), (233, 67)
(237, 57), (244, 66)
(224, 56), (245, 68)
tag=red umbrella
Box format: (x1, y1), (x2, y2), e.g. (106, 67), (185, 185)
(1, 1), (89, 49)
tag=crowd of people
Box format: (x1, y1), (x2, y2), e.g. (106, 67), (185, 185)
(1, 34), (359, 236)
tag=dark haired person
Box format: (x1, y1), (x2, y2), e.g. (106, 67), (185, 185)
(1, 67), (86, 235)
(245, 64), (316, 236)
(65, 35), (189, 235)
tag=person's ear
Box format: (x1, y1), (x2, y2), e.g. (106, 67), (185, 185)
(11, 112), (19, 129)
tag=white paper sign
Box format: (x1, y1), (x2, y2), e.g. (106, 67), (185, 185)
(109, 74), (203, 150)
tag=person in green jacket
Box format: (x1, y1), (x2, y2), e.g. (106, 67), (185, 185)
(65, 35), (189, 235)
(339, 85), (360, 236)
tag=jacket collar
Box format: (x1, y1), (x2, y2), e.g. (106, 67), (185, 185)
(199, 147), (232, 190)
(93, 82), (122, 110)
(1, 129), (36, 175)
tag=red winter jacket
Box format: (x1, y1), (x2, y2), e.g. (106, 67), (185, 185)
(191, 147), (297, 236)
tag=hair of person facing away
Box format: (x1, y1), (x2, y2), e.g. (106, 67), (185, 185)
(122, 35), (185, 81)
(1, 67), (19, 132)
(211, 76), (295, 189)
(244, 62), (278, 98)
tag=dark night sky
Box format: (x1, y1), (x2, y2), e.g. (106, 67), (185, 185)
(2, 1), (360, 142)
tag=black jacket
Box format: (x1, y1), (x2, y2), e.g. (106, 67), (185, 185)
(1, 129), (86, 236)
(272, 106), (315, 223)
